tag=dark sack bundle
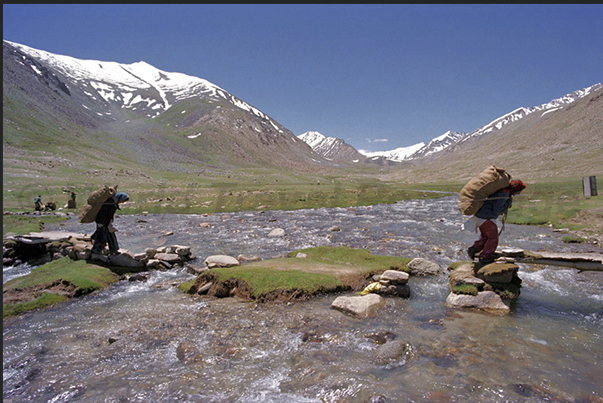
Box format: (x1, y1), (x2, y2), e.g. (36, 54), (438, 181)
(457, 165), (511, 216)
(78, 186), (117, 223)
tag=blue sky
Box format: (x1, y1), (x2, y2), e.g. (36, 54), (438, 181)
(3, 4), (602, 152)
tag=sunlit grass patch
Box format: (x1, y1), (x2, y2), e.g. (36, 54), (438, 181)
(191, 246), (413, 301)
(507, 179), (603, 230)
(2, 214), (71, 238)
(3, 258), (120, 318)
(3, 292), (68, 318)
(287, 246), (412, 273)
(208, 266), (343, 298)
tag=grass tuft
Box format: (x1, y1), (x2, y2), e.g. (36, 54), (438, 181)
(208, 266), (343, 298)
(3, 257), (120, 318)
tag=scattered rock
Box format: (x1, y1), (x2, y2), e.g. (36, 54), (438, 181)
(446, 290), (510, 312)
(448, 263), (485, 288)
(154, 253), (182, 264)
(237, 254), (262, 262)
(145, 259), (163, 269)
(186, 263), (208, 275)
(108, 253), (145, 268)
(475, 262), (518, 283)
(3, 232), (194, 274)
(196, 282), (213, 295)
(331, 294), (386, 318)
(374, 339), (414, 366)
(446, 259), (521, 314)
(379, 284), (411, 298)
(205, 255), (240, 268)
(176, 341), (198, 363)
(379, 269), (409, 285)
(268, 228), (286, 238)
(407, 258), (443, 276)
(128, 273), (149, 282)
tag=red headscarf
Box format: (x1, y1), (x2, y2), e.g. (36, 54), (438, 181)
(509, 180), (526, 195)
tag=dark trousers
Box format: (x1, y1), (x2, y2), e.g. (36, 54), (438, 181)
(471, 219), (499, 259)
(91, 225), (119, 253)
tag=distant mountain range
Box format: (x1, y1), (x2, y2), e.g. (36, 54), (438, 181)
(299, 83), (602, 163)
(3, 39), (602, 185)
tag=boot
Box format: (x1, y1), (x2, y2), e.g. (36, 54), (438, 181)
(467, 246), (477, 260)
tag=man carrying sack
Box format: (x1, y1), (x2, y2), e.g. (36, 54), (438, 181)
(91, 192), (129, 255)
(464, 179), (526, 264)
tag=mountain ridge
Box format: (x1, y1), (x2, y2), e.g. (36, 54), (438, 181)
(301, 84), (601, 164)
(3, 39), (602, 188)
(3, 40), (340, 176)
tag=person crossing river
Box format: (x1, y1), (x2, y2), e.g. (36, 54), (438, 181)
(91, 192), (129, 255)
(464, 179), (527, 264)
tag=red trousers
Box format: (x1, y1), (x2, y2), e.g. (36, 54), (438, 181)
(472, 219), (499, 259)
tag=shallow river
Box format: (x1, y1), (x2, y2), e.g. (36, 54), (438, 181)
(4, 196), (603, 402)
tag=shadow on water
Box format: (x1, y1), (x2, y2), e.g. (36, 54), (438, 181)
(4, 196), (603, 402)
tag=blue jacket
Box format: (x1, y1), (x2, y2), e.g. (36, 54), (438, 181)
(475, 189), (512, 220)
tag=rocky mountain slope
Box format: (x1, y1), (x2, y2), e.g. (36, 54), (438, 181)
(302, 84), (601, 165)
(386, 85), (603, 183)
(300, 84), (603, 182)
(297, 131), (395, 166)
(2, 40), (337, 179)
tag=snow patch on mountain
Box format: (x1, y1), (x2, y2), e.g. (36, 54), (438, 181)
(298, 131), (341, 155)
(465, 83), (603, 140)
(354, 84), (602, 162)
(359, 142), (425, 162)
(298, 131), (332, 148)
(5, 40), (282, 131)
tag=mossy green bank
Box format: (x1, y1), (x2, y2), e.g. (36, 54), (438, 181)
(185, 246), (412, 300)
(3, 257), (120, 318)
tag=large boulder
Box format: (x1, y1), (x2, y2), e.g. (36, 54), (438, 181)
(446, 290), (510, 312)
(154, 253), (183, 264)
(108, 252), (145, 268)
(205, 255), (240, 268)
(379, 269), (409, 285)
(331, 294), (386, 318)
(407, 258), (443, 276)
(448, 263), (486, 288)
(475, 262), (519, 283)
(446, 261), (520, 314)
(374, 339), (414, 366)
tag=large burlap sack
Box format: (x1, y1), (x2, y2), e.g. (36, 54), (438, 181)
(78, 186), (116, 223)
(457, 166), (511, 216)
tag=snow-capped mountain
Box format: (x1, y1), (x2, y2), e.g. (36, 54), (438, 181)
(301, 84), (602, 163)
(5, 40), (283, 130)
(358, 142), (425, 162)
(3, 40), (331, 172)
(463, 84), (602, 141)
(297, 131), (368, 162)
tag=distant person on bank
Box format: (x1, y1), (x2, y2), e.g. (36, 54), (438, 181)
(34, 195), (43, 211)
(464, 180), (526, 264)
(91, 192), (129, 255)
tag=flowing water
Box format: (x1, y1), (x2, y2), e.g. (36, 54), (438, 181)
(4, 196), (603, 402)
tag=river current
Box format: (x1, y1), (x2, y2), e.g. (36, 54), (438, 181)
(3, 196), (603, 402)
